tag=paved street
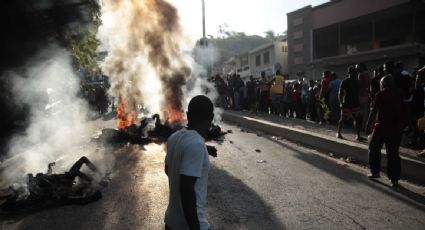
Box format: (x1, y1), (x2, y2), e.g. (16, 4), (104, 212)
(1, 120), (425, 230)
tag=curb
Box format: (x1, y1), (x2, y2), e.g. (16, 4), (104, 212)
(222, 111), (425, 184)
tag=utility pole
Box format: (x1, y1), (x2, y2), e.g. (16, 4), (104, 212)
(202, 0), (206, 40)
(200, 0), (208, 47)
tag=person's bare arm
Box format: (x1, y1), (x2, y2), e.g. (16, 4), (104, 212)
(338, 81), (345, 107)
(180, 175), (200, 230)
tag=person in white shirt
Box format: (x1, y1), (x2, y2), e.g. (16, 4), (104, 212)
(164, 95), (214, 230)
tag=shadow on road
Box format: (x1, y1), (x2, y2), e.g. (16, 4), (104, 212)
(207, 165), (286, 230)
(265, 136), (425, 212)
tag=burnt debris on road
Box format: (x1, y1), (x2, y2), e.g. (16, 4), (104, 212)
(0, 156), (107, 214)
(94, 113), (229, 158)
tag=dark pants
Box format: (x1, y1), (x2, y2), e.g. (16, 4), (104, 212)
(260, 91), (269, 113)
(368, 133), (401, 181)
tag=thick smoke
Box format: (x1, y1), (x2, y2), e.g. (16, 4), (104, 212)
(98, 0), (192, 118)
(187, 44), (222, 123)
(0, 46), (112, 188)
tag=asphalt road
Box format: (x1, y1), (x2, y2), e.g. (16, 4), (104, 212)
(1, 121), (425, 230)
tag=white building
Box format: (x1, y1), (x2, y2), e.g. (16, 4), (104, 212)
(222, 52), (251, 81)
(248, 36), (288, 80)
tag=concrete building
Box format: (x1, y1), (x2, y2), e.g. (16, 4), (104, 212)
(287, 0), (425, 79)
(248, 36), (288, 80)
(219, 53), (250, 82)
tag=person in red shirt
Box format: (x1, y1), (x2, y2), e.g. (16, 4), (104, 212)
(319, 71), (331, 107)
(366, 75), (403, 187)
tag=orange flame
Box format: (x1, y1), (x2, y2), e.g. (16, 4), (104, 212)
(164, 105), (185, 127)
(117, 96), (137, 130)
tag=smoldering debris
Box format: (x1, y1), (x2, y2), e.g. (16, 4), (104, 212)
(93, 114), (229, 157)
(0, 45), (115, 213)
(0, 156), (107, 214)
(0, 47), (113, 199)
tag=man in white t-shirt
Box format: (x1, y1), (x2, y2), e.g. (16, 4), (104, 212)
(164, 95), (214, 230)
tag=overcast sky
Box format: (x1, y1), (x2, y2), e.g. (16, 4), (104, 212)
(172, 0), (329, 39)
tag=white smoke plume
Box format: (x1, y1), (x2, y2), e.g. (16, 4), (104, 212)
(187, 44), (222, 123)
(0, 46), (113, 188)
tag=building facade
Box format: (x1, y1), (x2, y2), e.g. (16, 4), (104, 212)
(248, 37), (288, 80)
(287, 0), (425, 79)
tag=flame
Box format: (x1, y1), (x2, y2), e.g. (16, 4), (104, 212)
(164, 105), (185, 127)
(117, 96), (137, 130)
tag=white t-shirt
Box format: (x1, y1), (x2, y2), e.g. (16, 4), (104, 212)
(164, 129), (210, 230)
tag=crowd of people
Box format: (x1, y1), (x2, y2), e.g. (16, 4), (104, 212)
(163, 63), (425, 228)
(213, 61), (425, 187)
(213, 62), (425, 150)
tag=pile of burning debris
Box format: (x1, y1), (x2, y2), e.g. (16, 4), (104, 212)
(0, 114), (228, 214)
(0, 157), (108, 214)
(94, 113), (229, 157)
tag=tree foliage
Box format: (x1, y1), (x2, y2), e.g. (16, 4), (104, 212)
(210, 33), (270, 62)
(65, 0), (101, 74)
(264, 30), (276, 41)
(67, 29), (100, 73)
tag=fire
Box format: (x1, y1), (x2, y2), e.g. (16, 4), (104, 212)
(117, 96), (137, 130)
(164, 105), (185, 127)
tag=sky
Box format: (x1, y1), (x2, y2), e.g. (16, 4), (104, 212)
(171, 0), (330, 40)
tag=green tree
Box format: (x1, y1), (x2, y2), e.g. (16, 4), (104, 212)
(264, 30), (276, 41)
(65, 0), (101, 75)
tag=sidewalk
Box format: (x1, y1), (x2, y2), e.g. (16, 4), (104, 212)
(222, 110), (425, 184)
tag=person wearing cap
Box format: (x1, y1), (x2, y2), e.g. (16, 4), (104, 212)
(164, 95), (214, 230)
(366, 75), (403, 187)
(336, 65), (363, 140)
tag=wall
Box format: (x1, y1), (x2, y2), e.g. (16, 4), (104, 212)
(312, 0), (409, 29)
(287, 6), (313, 79)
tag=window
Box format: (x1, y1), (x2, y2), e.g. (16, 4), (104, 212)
(294, 44), (303, 52)
(282, 46), (288, 52)
(293, 31), (303, 39)
(293, 17), (303, 26)
(263, 51), (270, 64)
(255, 55), (261, 66)
(294, 57), (303, 65)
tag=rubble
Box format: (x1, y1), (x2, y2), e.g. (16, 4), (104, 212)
(0, 156), (106, 214)
(91, 114), (227, 158)
(94, 114), (229, 146)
